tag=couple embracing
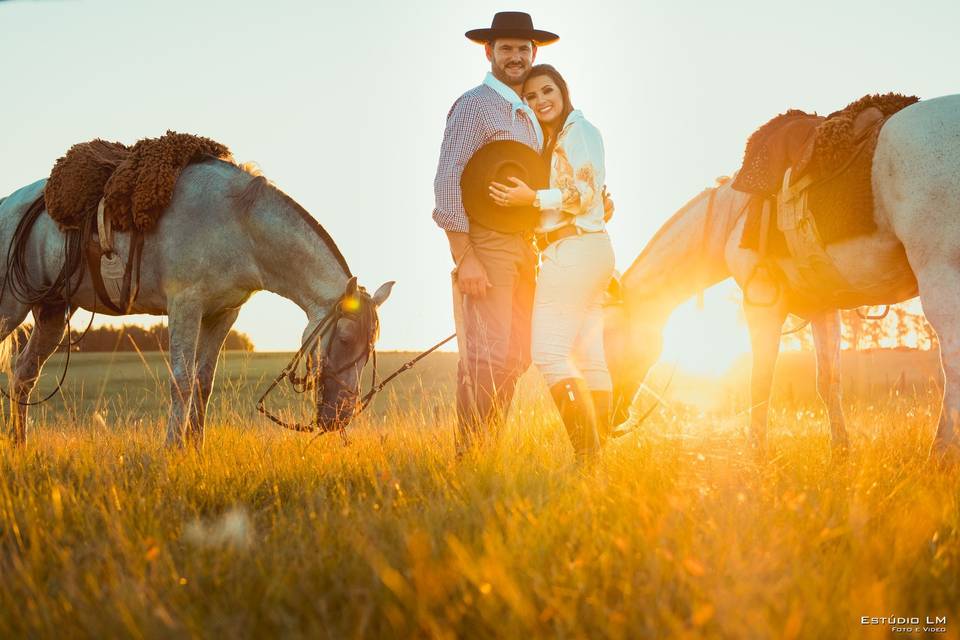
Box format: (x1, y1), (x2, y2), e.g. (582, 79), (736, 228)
(433, 12), (616, 462)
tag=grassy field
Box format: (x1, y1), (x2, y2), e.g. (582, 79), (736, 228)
(1, 349), (958, 638)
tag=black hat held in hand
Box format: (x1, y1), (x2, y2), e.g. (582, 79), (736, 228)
(461, 140), (549, 234)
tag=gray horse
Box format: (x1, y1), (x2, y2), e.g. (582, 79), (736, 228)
(0, 159), (393, 448)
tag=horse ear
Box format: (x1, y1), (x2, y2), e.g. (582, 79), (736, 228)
(345, 276), (358, 295)
(372, 281), (395, 307)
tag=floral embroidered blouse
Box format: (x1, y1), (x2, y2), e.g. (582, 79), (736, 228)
(535, 109), (606, 233)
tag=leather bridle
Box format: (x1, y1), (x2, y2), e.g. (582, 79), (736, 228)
(256, 285), (379, 434)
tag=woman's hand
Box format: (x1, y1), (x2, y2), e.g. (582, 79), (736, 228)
(602, 185), (615, 222)
(489, 177), (536, 207)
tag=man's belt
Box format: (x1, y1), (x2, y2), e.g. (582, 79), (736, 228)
(535, 225), (601, 251)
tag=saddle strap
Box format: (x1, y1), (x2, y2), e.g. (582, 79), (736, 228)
(758, 198), (773, 258)
(777, 167), (856, 302)
(123, 231), (145, 311)
(97, 198), (113, 254)
(85, 212), (145, 314)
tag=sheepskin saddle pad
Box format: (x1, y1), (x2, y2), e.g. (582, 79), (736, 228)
(736, 93), (919, 254)
(44, 131), (232, 232)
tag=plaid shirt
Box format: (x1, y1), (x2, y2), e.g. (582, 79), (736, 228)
(433, 74), (542, 232)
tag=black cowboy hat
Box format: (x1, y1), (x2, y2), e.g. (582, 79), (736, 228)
(465, 12), (559, 46)
(461, 140), (549, 234)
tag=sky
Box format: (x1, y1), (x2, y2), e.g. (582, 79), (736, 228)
(0, 0), (957, 372)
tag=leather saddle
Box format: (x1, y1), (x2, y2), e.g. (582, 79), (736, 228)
(735, 106), (885, 255)
(734, 106), (884, 198)
(734, 105), (890, 309)
(85, 198), (145, 314)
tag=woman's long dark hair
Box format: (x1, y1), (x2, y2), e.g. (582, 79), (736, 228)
(523, 64), (574, 160)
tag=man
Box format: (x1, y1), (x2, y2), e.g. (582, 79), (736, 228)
(433, 12), (559, 453)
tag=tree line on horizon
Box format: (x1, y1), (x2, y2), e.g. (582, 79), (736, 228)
(12, 323), (254, 353)
(780, 303), (937, 352)
(10, 304), (935, 355)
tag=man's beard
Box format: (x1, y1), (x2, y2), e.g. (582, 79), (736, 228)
(493, 61), (529, 87)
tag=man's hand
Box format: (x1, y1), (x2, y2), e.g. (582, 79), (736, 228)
(456, 251), (491, 297)
(447, 231), (491, 298)
(602, 185), (615, 222)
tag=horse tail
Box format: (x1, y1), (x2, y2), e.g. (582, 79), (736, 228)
(0, 195), (22, 378)
(0, 320), (18, 383)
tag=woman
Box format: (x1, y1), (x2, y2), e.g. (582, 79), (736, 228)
(489, 64), (615, 462)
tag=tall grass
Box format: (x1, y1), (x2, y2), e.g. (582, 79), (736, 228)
(0, 354), (958, 638)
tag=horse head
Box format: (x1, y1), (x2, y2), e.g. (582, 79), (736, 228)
(313, 277), (394, 431)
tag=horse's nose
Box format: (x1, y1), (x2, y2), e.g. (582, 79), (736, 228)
(317, 393), (357, 432)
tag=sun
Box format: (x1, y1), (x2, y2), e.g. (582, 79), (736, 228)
(658, 282), (750, 377)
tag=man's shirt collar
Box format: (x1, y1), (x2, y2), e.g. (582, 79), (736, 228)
(483, 72), (543, 146)
(483, 72), (523, 107)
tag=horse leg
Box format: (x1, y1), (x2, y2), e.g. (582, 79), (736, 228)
(187, 309), (240, 449)
(810, 310), (849, 455)
(165, 299), (203, 448)
(9, 304), (68, 446)
(743, 302), (788, 453)
(911, 267), (960, 460)
(0, 302), (34, 443)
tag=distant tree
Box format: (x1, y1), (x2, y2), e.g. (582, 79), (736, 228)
(224, 329), (255, 351)
(916, 312), (939, 350)
(781, 302), (936, 352)
(892, 306), (911, 346)
(780, 316), (814, 351)
(11, 323), (254, 353)
(840, 307), (890, 349)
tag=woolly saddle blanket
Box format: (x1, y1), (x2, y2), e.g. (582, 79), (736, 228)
(735, 93), (919, 253)
(44, 131), (232, 231)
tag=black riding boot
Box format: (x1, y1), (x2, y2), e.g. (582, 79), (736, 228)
(549, 378), (600, 463)
(592, 390), (612, 446)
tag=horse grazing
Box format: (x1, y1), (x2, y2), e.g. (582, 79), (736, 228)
(0, 159), (393, 448)
(606, 94), (960, 459)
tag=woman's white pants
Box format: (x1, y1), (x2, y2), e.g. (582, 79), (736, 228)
(532, 232), (615, 390)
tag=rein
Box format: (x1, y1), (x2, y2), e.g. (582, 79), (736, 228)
(357, 332), (457, 412)
(298, 330), (458, 453)
(0, 194), (99, 405)
(0, 304), (97, 407)
(258, 307), (458, 435)
(255, 292), (367, 433)
(610, 359), (680, 439)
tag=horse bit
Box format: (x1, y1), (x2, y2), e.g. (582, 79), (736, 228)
(256, 284), (456, 435)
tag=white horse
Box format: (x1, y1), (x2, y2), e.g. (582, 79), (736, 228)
(0, 159), (394, 448)
(606, 94), (960, 458)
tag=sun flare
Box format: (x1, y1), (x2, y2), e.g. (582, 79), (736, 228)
(659, 283), (749, 377)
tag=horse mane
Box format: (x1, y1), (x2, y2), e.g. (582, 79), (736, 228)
(231, 167), (353, 278)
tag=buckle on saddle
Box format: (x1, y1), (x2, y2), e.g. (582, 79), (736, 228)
(87, 197), (146, 314)
(97, 199), (125, 295)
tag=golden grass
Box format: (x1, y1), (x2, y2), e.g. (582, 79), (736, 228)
(1, 388), (958, 639)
